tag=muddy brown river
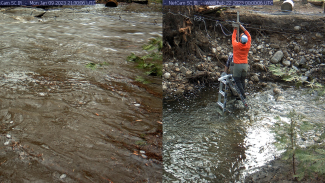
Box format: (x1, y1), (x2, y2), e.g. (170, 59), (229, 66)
(0, 5), (162, 182)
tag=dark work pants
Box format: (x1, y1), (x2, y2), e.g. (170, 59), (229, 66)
(233, 63), (248, 99)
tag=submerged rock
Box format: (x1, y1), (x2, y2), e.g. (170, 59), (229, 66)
(276, 96), (285, 101)
(273, 88), (281, 95)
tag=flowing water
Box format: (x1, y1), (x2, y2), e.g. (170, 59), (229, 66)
(0, 5), (162, 182)
(163, 84), (325, 182)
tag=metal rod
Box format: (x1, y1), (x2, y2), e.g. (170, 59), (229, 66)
(237, 12), (239, 42)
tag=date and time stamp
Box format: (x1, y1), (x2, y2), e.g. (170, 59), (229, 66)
(0, 0), (273, 6)
(164, 0), (273, 6)
(0, 0), (95, 6)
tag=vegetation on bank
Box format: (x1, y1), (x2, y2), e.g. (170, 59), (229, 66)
(267, 61), (325, 180)
(272, 110), (325, 181)
(268, 64), (324, 92)
(127, 37), (162, 84)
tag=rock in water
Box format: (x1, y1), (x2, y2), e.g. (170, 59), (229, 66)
(273, 88), (281, 95)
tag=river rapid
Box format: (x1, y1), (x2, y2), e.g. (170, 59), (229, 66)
(0, 4), (162, 182)
(163, 84), (325, 182)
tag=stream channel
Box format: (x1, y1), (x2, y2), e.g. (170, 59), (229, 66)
(163, 84), (325, 182)
(0, 4), (162, 182)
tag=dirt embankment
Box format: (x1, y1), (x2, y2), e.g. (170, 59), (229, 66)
(162, 4), (325, 99)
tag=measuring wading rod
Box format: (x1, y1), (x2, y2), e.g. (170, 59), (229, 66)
(237, 12), (239, 42)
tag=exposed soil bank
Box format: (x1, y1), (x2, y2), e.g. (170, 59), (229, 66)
(162, 3), (325, 99)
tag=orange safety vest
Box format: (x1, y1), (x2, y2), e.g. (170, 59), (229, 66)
(232, 29), (251, 64)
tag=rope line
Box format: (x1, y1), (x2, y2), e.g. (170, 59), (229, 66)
(194, 15), (211, 38)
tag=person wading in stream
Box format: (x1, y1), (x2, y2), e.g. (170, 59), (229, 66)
(222, 23), (251, 100)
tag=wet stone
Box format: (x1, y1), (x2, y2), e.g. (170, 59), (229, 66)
(276, 96), (285, 101)
(273, 88), (281, 95)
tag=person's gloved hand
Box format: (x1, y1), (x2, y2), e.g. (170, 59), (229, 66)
(221, 72), (227, 77)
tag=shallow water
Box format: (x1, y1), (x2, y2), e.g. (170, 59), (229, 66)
(163, 85), (325, 182)
(0, 5), (162, 182)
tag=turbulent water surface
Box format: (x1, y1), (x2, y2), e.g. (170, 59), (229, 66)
(0, 5), (162, 182)
(163, 85), (325, 182)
